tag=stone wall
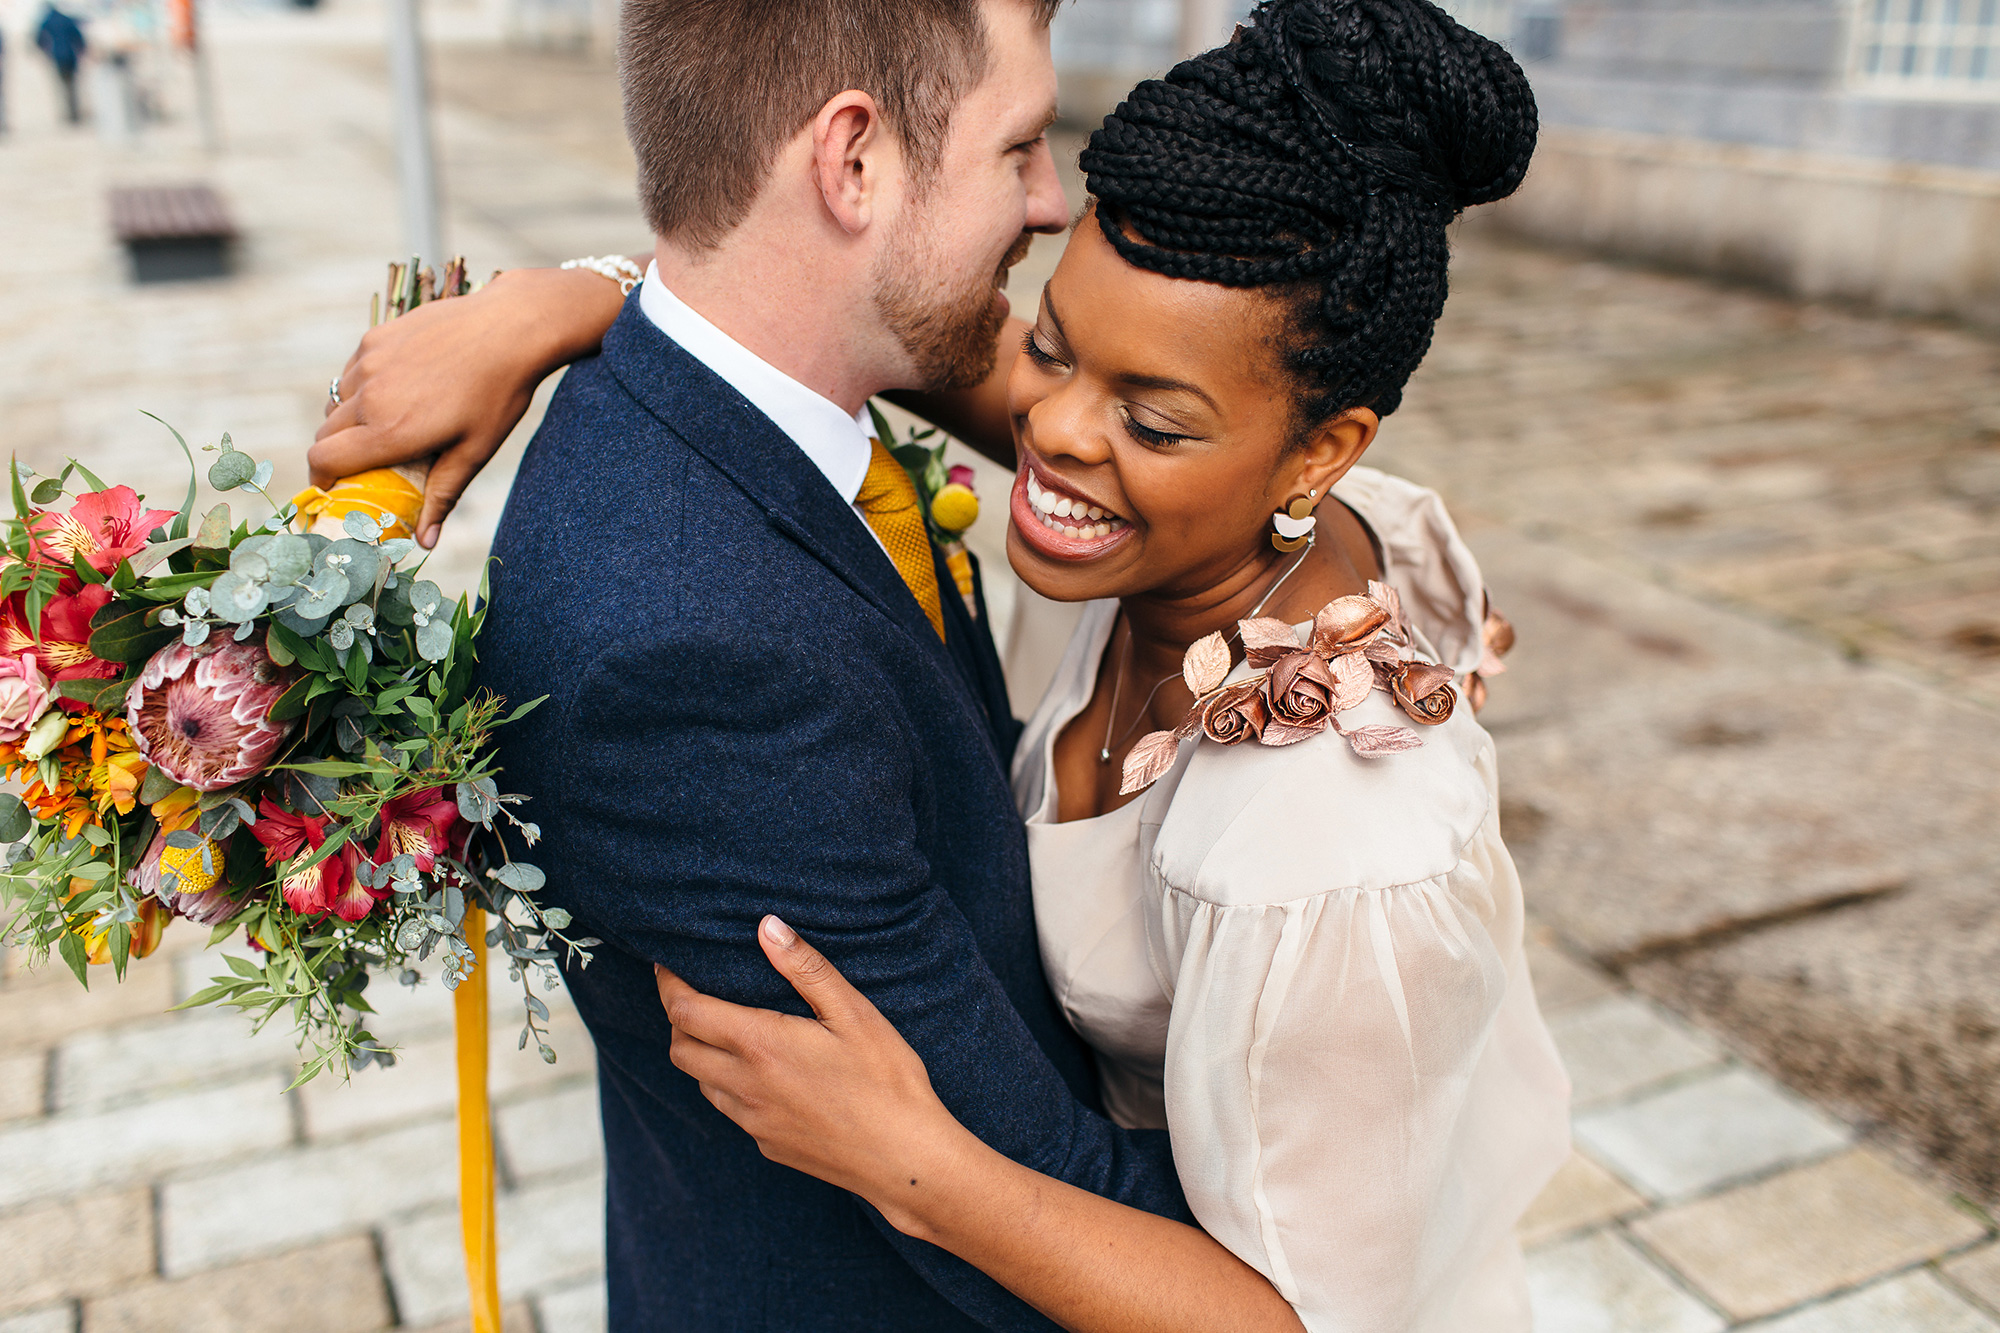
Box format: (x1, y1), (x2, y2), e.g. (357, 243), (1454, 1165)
(1477, 0), (2000, 327)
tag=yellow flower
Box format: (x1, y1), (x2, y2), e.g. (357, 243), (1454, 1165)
(930, 483), (979, 534)
(150, 784), (201, 834)
(159, 835), (225, 897)
(64, 877), (168, 965)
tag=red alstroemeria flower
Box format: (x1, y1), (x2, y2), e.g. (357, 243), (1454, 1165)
(374, 786), (461, 875)
(30, 486), (179, 575)
(0, 584), (118, 683)
(251, 799), (374, 923)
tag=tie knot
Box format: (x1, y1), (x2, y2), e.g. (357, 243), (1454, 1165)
(856, 438), (921, 518)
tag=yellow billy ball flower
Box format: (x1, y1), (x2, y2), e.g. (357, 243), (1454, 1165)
(930, 483), (979, 534)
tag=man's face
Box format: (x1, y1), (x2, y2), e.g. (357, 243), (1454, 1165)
(874, 0), (1067, 390)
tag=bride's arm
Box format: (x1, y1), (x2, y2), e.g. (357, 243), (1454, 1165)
(309, 265), (626, 548)
(308, 265), (1025, 548)
(656, 916), (1306, 1333)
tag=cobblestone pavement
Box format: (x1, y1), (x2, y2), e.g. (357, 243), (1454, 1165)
(2, 7), (1998, 1331)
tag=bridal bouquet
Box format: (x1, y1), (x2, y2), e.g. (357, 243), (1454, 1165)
(0, 424), (589, 1084)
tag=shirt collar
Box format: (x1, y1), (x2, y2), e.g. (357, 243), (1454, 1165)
(638, 263), (874, 505)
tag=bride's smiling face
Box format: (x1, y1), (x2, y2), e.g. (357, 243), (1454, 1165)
(1003, 215), (1377, 605)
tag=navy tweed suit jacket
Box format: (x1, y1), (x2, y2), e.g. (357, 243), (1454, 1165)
(476, 299), (1190, 1332)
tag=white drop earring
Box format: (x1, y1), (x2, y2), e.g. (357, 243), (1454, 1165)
(1271, 489), (1317, 553)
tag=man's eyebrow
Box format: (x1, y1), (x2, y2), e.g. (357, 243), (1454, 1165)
(1046, 291), (1219, 412)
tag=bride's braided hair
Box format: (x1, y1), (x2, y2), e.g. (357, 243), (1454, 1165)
(1079, 0), (1536, 421)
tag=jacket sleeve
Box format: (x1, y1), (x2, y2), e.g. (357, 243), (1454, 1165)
(551, 625), (1191, 1330)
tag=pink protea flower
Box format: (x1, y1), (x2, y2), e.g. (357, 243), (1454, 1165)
(30, 486), (179, 575)
(126, 639), (295, 791)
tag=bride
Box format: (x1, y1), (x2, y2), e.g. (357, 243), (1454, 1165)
(317, 2), (1570, 1327)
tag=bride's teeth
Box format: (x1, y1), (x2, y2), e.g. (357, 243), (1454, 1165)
(1086, 506), (1102, 520)
(1053, 497), (1073, 518)
(1063, 525), (1080, 538)
(1036, 490), (1056, 514)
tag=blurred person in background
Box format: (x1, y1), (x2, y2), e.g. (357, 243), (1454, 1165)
(34, 1), (86, 125)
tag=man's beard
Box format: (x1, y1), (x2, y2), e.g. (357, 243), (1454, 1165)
(875, 229), (1035, 391)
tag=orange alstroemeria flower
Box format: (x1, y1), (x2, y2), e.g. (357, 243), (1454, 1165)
(150, 784), (202, 834)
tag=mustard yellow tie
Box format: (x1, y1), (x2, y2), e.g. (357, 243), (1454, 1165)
(855, 438), (945, 641)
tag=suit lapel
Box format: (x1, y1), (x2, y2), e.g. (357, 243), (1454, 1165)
(598, 301), (958, 675)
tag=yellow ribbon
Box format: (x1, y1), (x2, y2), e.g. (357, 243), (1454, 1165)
(292, 465), (426, 541)
(454, 903), (502, 1332)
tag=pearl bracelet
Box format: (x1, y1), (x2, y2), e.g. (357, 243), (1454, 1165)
(560, 255), (644, 295)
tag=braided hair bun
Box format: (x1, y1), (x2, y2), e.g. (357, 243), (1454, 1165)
(1079, 0), (1536, 419)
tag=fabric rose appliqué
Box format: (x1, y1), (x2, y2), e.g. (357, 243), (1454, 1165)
(1120, 580), (1463, 794)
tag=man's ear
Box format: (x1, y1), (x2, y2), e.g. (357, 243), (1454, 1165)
(811, 91), (888, 236)
(1290, 408), (1380, 502)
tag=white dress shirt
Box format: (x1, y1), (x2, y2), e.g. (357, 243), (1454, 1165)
(637, 263), (881, 540)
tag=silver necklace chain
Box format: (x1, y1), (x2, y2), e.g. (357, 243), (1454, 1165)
(1098, 534), (1316, 765)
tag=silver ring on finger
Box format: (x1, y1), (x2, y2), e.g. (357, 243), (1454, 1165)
(327, 377), (342, 408)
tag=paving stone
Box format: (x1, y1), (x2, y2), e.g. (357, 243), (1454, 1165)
(0, 1307), (75, 1333)
(1547, 995), (1725, 1109)
(50, 1011), (299, 1112)
(1743, 1270), (2000, 1333)
(1632, 869), (2000, 1201)
(1525, 1229), (1725, 1333)
(534, 1279), (607, 1333)
(1459, 530), (2000, 963)
(1945, 1241), (2000, 1316)
(496, 1082), (600, 1182)
(1519, 1151), (1649, 1250)
(0, 1076), (294, 1210)
(1573, 1066), (1850, 1201)
(298, 1007), (593, 1142)
(0, 1188), (153, 1313)
(0, 959), (177, 1056)
(0, 1052), (46, 1122)
(82, 1236), (390, 1333)
(405, 1301), (537, 1333)
(1632, 1149), (1989, 1321)
(1524, 929), (1619, 1015)
(381, 1172), (604, 1327)
(160, 1117), (457, 1275)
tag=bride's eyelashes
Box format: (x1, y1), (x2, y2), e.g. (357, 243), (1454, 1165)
(1118, 407), (1189, 448)
(1022, 326), (1067, 370)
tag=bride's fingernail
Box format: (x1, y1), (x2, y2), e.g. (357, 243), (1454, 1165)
(762, 915), (797, 949)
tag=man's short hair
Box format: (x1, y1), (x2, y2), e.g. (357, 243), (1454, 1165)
(622, 0), (1062, 251)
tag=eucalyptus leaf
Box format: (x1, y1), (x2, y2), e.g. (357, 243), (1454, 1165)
(208, 571), (269, 623)
(207, 450), (255, 490)
(182, 619), (211, 647)
(380, 538), (416, 564)
(0, 793), (31, 843)
(326, 620), (354, 651)
(245, 459), (275, 493)
(261, 535), (313, 587)
(493, 862), (545, 893)
(30, 477), (63, 504)
(342, 510), (382, 542)
(415, 617), (452, 661)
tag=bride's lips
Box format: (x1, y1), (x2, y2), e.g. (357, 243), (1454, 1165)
(1010, 455), (1135, 561)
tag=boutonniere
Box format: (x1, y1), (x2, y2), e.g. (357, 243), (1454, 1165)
(868, 403), (980, 611)
(1120, 580), (1460, 794)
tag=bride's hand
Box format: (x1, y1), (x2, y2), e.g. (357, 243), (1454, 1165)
(654, 915), (968, 1231)
(309, 265), (627, 548)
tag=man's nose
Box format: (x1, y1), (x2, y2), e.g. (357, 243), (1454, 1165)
(1023, 139), (1069, 235)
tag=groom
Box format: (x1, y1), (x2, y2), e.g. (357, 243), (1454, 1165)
(465, 1), (1189, 1329)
